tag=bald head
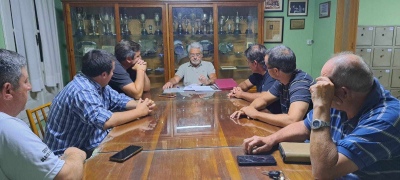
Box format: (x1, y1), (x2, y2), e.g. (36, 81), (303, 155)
(322, 52), (373, 93)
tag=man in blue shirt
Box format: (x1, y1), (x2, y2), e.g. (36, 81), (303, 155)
(45, 50), (155, 157)
(228, 44), (281, 114)
(243, 52), (400, 179)
(231, 45), (314, 127)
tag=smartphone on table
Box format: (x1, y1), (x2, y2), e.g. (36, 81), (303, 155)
(237, 155), (277, 166)
(109, 145), (143, 162)
(159, 93), (176, 98)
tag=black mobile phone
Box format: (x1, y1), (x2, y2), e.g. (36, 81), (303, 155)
(237, 155), (277, 166)
(109, 145), (143, 163)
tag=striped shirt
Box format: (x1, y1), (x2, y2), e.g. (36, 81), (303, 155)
(304, 79), (400, 179)
(44, 73), (132, 156)
(268, 69), (314, 114)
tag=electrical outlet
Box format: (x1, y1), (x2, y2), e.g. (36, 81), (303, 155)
(306, 39), (314, 45)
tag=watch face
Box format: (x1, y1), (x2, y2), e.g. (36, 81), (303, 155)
(312, 120), (320, 129)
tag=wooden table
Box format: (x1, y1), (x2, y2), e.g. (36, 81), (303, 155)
(84, 89), (312, 179)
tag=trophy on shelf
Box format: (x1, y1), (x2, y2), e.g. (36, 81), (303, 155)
(190, 12), (197, 35)
(120, 13), (131, 36)
(74, 8), (86, 37)
(245, 15), (253, 34)
(139, 13), (148, 35)
(201, 13), (208, 34)
(227, 23), (233, 34)
(89, 15), (98, 35)
(208, 12), (214, 34)
(174, 12), (184, 35)
(184, 18), (190, 34)
(233, 12), (242, 34)
(148, 25), (153, 35)
(99, 12), (113, 35)
(154, 13), (162, 35)
(218, 15), (229, 34)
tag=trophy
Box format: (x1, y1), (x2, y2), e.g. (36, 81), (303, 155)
(74, 8), (86, 36)
(139, 13), (148, 35)
(227, 23), (233, 34)
(174, 12), (184, 35)
(201, 13), (208, 34)
(154, 13), (162, 35)
(195, 20), (202, 34)
(245, 15), (253, 34)
(233, 12), (241, 34)
(208, 12), (214, 34)
(190, 12), (196, 35)
(89, 15), (97, 35)
(148, 25), (153, 35)
(100, 12), (113, 35)
(120, 13), (131, 36)
(184, 18), (190, 34)
(218, 15), (228, 34)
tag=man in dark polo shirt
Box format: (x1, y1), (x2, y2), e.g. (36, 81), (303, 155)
(228, 44), (281, 114)
(109, 40), (150, 99)
(230, 45), (314, 127)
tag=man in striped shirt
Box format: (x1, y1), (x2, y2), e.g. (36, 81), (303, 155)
(230, 45), (314, 127)
(45, 50), (155, 158)
(243, 52), (400, 179)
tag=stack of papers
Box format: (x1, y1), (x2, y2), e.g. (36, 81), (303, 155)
(183, 84), (216, 92)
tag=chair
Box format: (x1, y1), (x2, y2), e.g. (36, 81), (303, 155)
(26, 102), (51, 138)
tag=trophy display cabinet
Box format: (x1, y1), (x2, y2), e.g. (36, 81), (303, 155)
(62, 0), (265, 88)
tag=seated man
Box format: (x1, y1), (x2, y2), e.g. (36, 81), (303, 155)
(109, 40), (151, 99)
(230, 45), (314, 127)
(228, 44), (281, 114)
(163, 42), (217, 89)
(0, 49), (86, 179)
(45, 50), (155, 157)
(243, 52), (400, 179)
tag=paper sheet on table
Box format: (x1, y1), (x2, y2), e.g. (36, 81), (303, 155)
(163, 87), (184, 93)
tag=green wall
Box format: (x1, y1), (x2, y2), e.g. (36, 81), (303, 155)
(264, 0), (337, 78)
(55, 0), (70, 84)
(0, 14), (5, 48)
(359, 0), (400, 26)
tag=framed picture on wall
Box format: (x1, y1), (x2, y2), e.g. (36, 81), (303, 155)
(288, 0), (308, 16)
(319, 1), (331, 18)
(265, 0), (283, 12)
(264, 17), (284, 43)
(290, 19), (305, 29)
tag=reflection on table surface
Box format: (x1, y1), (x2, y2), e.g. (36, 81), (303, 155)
(86, 88), (312, 179)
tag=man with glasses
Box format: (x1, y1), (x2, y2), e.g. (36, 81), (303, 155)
(228, 44), (281, 114)
(163, 42), (217, 89)
(230, 45), (314, 128)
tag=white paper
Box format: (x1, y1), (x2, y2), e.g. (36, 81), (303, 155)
(163, 87), (184, 93)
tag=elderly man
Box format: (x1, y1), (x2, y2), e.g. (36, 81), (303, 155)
(163, 42), (217, 89)
(228, 44), (281, 114)
(243, 52), (400, 179)
(230, 45), (314, 127)
(109, 40), (151, 99)
(45, 50), (155, 157)
(0, 49), (86, 179)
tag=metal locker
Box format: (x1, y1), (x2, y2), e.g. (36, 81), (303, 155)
(356, 48), (373, 66)
(373, 69), (391, 88)
(373, 48), (392, 67)
(390, 89), (400, 99)
(396, 27), (400, 46)
(357, 26), (374, 46)
(374, 26), (394, 46)
(393, 49), (400, 67)
(391, 70), (400, 88)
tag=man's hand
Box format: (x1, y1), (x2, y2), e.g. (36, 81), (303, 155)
(241, 106), (258, 119)
(227, 87), (243, 98)
(310, 76), (335, 108)
(163, 82), (173, 90)
(230, 109), (246, 119)
(132, 59), (147, 71)
(199, 75), (210, 85)
(242, 136), (273, 154)
(135, 98), (151, 117)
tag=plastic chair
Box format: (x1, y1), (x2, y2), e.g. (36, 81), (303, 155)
(25, 102), (51, 138)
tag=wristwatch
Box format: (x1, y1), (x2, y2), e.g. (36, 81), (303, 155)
(311, 119), (330, 130)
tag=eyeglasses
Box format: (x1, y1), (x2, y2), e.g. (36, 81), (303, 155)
(189, 53), (202, 58)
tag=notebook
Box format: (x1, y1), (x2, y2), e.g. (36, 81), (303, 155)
(214, 78), (237, 90)
(278, 142), (310, 163)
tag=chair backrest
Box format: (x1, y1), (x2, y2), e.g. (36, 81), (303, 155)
(25, 102), (51, 138)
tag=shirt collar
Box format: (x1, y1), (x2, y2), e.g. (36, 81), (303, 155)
(188, 62), (203, 67)
(77, 73), (103, 91)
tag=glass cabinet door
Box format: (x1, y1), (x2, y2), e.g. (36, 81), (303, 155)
(170, 6), (214, 80)
(217, 6), (259, 83)
(70, 6), (116, 73)
(119, 6), (165, 88)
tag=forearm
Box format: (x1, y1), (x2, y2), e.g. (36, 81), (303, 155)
(249, 97), (268, 110)
(267, 121), (310, 145)
(143, 73), (151, 91)
(253, 112), (299, 127)
(125, 99), (138, 109)
(55, 147), (86, 180)
(132, 70), (146, 98)
(237, 82), (250, 91)
(238, 92), (262, 102)
(310, 106), (338, 178)
(103, 109), (146, 129)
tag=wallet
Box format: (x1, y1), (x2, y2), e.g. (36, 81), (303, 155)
(278, 142), (310, 163)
